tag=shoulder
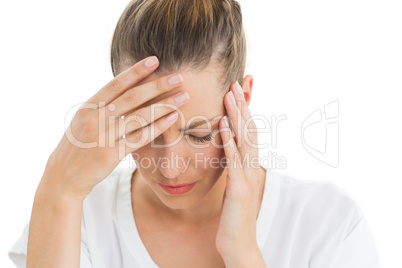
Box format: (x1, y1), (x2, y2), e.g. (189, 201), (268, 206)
(273, 171), (362, 213)
(268, 170), (364, 236)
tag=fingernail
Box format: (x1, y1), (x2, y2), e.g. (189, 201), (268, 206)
(223, 116), (229, 128)
(166, 111), (178, 122)
(235, 81), (243, 95)
(145, 56), (158, 68)
(175, 92), (189, 104)
(228, 91), (236, 104)
(168, 74), (183, 85)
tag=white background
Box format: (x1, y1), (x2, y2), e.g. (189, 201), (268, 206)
(1, 0), (401, 267)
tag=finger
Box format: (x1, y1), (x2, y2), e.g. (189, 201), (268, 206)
(106, 72), (184, 119)
(224, 89), (253, 160)
(229, 81), (259, 158)
(119, 110), (179, 154)
(232, 81), (256, 129)
(116, 91), (189, 140)
(86, 56), (160, 108)
(219, 116), (245, 181)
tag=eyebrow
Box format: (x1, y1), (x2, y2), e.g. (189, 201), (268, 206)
(179, 115), (223, 131)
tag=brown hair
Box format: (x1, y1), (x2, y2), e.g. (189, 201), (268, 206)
(110, 0), (247, 94)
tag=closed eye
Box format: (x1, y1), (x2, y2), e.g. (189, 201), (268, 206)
(188, 134), (213, 143)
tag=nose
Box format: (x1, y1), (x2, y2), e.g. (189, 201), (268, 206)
(158, 147), (188, 179)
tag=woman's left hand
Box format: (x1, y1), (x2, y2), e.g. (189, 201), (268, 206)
(216, 81), (267, 267)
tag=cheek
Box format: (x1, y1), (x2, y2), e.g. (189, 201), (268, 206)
(202, 145), (225, 159)
(194, 131), (225, 158)
(192, 141), (226, 174)
(210, 130), (226, 159)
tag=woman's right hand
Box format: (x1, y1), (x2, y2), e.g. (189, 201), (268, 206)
(38, 56), (189, 200)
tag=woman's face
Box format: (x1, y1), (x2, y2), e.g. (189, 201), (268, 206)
(129, 65), (230, 210)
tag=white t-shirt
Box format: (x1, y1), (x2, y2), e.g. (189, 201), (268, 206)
(8, 165), (381, 267)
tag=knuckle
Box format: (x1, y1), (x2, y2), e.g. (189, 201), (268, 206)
(127, 126), (149, 147)
(130, 112), (148, 127)
(131, 64), (144, 78)
(76, 102), (99, 119)
(75, 106), (89, 120)
(108, 78), (122, 93)
(83, 114), (100, 134)
(127, 131), (143, 145)
(79, 102), (96, 111)
(123, 90), (138, 105)
(156, 78), (166, 92)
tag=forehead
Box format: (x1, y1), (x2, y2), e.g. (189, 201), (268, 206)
(133, 67), (227, 125)
(141, 65), (224, 95)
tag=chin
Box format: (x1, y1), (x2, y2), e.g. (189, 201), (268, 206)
(157, 193), (202, 210)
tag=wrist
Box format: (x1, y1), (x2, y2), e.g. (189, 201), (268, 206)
(35, 179), (87, 206)
(37, 168), (91, 202)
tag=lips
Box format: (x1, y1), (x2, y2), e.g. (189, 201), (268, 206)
(158, 182), (196, 195)
(159, 182), (195, 187)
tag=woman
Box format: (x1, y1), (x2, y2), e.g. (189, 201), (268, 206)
(9, 0), (380, 267)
